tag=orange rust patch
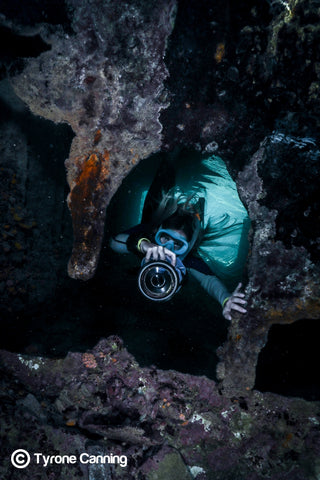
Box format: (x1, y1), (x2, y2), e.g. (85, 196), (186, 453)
(69, 150), (110, 214)
(131, 154), (139, 165)
(266, 295), (320, 325)
(268, 307), (284, 320)
(66, 419), (77, 427)
(234, 334), (242, 343)
(102, 150), (110, 163)
(214, 43), (225, 63)
(76, 153), (101, 199)
(93, 129), (102, 145)
(129, 148), (139, 165)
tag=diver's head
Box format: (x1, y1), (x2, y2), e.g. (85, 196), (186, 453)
(151, 189), (202, 260)
(161, 210), (194, 242)
(154, 210), (194, 257)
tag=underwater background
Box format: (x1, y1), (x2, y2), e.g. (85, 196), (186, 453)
(1, 1), (320, 478)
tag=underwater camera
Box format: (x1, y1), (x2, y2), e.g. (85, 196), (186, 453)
(138, 258), (186, 302)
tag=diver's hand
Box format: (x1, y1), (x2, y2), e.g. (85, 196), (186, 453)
(222, 283), (247, 321)
(140, 241), (176, 267)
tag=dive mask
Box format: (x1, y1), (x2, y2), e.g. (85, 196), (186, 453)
(154, 229), (189, 256)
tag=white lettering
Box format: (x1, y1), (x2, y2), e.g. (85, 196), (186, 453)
(34, 453), (42, 463)
(79, 452), (127, 467)
(32, 452), (127, 468)
(95, 455), (106, 464)
(119, 455), (127, 468)
(33, 453), (77, 466)
(80, 453), (89, 463)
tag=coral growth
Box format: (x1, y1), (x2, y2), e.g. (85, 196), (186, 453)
(82, 353), (97, 369)
(11, 0), (177, 279)
(216, 133), (320, 397)
(1, 337), (320, 479)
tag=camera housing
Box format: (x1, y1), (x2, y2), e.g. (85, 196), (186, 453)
(138, 259), (186, 302)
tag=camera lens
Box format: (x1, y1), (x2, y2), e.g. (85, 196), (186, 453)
(138, 261), (179, 302)
(150, 272), (166, 289)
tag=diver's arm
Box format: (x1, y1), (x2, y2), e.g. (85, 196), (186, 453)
(189, 269), (247, 320)
(110, 225), (153, 255)
(109, 233), (130, 254)
(189, 268), (230, 305)
(110, 230), (176, 265)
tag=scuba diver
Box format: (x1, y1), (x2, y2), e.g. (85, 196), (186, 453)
(110, 151), (250, 321)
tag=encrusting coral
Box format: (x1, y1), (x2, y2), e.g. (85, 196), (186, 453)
(11, 0), (177, 280)
(0, 336), (319, 479)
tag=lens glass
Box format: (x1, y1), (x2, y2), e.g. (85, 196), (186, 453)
(150, 271), (166, 288)
(138, 261), (179, 301)
(145, 266), (173, 295)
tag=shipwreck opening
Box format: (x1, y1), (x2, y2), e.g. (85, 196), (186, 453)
(0, 83), (241, 382)
(0, 90), (253, 382)
(255, 319), (320, 401)
(103, 148), (250, 376)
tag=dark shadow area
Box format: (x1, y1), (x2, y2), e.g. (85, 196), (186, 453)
(0, 94), (75, 186)
(255, 319), (320, 401)
(1, 245), (228, 380)
(0, 0), (71, 28)
(0, 26), (51, 58)
(160, 0), (272, 163)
